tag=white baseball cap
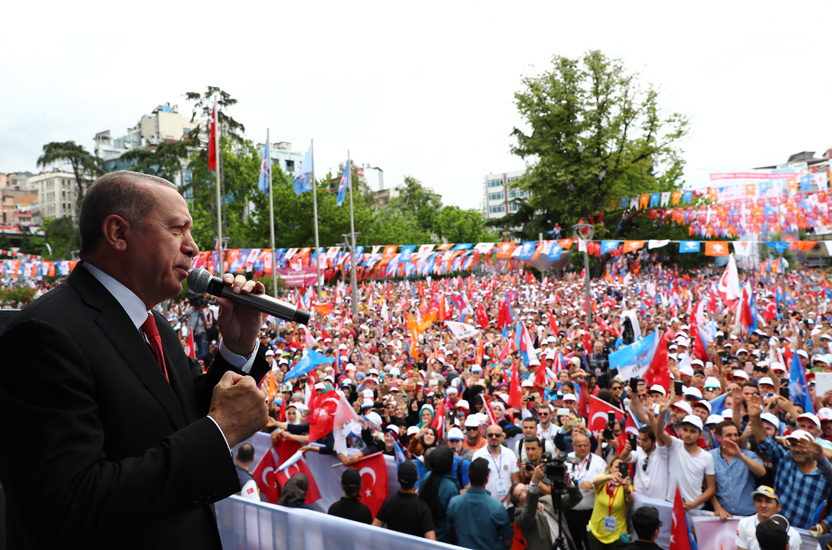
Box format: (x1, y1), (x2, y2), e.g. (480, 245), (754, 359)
(681, 415), (703, 431)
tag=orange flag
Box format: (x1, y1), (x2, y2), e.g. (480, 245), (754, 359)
(704, 241), (729, 256)
(623, 240), (645, 254)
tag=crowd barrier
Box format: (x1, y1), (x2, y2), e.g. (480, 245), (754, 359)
(234, 433), (821, 549)
(632, 493), (819, 550)
(215, 495), (459, 550)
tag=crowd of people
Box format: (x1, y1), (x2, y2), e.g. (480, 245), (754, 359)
(164, 259), (831, 550)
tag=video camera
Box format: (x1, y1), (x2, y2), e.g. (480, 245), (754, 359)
(540, 452), (577, 492)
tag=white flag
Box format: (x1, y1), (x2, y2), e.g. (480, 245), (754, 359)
(444, 321), (479, 340)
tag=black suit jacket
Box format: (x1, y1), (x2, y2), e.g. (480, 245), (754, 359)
(0, 265), (268, 549)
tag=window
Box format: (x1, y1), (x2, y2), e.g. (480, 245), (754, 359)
(285, 160), (295, 172)
(509, 203), (519, 212)
(488, 179), (503, 188)
(490, 205), (505, 214)
(489, 192), (504, 201)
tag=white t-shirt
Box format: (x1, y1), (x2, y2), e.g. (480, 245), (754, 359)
(565, 452), (607, 511)
(473, 444), (519, 501)
(665, 437), (714, 507)
(538, 422), (560, 442)
(625, 444), (670, 500)
(735, 514), (802, 550)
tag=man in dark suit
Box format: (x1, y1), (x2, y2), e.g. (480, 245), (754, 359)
(0, 171), (270, 549)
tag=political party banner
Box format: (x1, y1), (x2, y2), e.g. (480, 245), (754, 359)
(275, 267), (317, 287)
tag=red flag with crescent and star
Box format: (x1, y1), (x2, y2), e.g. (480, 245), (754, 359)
(348, 452), (388, 517)
(251, 436), (322, 505)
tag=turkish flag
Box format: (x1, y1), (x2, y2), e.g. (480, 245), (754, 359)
(508, 358), (523, 410)
(208, 103), (217, 171)
(184, 330), (196, 359)
(477, 302), (490, 328)
(252, 436), (322, 505)
(670, 485), (693, 550)
(349, 452), (388, 517)
(588, 395), (624, 433)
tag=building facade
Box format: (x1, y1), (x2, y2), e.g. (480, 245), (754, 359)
(27, 172), (80, 224)
(482, 170), (527, 220)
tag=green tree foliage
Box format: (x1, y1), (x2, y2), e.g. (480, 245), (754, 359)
(507, 50), (689, 239)
(434, 206), (498, 243)
(36, 141), (104, 209)
(119, 141), (190, 183)
(42, 217), (81, 260)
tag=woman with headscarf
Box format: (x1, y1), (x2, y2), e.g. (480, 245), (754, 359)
(277, 473), (315, 510)
(417, 445), (459, 544)
(408, 426), (438, 457)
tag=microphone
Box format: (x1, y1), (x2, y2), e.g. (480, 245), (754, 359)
(187, 268), (311, 325)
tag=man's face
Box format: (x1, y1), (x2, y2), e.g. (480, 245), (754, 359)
(486, 427), (503, 449)
(753, 495), (780, 519)
(525, 442), (541, 463)
(798, 419), (819, 436)
(572, 435), (590, 459)
(637, 432), (654, 452)
(610, 383), (622, 400)
(127, 183), (198, 308)
(693, 405), (709, 423)
(742, 385), (759, 403)
(512, 483), (528, 508)
(670, 407), (686, 425)
(716, 425), (739, 447)
(448, 438), (462, 453)
(679, 424), (701, 446)
(537, 407), (551, 425)
(466, 425), (481, 441)
(522, 421), (537, 437)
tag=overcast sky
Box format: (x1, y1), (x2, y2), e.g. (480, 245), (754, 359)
(3, 1), (831, 210)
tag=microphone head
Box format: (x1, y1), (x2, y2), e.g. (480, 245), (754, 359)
(187, 268), (214, 293)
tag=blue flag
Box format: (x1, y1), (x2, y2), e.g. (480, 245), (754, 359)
(679, 241), (701, 253)
(258, 136), (270, 194)
(517, 242), (536, 260)
(547, 245), (561, 261)
(609, 330), (660, 381)
(336, 160), (350, 206)
(764, 241), (789, 254)
(283, 349), (335, 382)
(790, 349), (815, 414)
(600, 241), (619, 255)
(292, 144), (314, 195)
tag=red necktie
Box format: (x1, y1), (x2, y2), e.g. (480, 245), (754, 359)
(142, 313), (169, 383)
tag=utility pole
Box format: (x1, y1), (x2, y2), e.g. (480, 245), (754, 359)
(573, 223), (595, 326)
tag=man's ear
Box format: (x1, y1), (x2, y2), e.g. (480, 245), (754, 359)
(100, 214), (131, 252)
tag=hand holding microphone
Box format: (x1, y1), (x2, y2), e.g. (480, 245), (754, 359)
(188, 268), (311, 357)
(188, 268), (311, 325)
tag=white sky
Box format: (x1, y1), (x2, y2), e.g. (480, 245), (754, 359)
(2, 1), (831, 210)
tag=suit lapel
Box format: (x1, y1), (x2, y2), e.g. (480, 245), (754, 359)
(68, 266), (187, 429)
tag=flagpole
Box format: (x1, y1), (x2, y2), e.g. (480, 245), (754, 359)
(347, 151), (359, 321)
(311, 139), (321, 300)
(214, 99), (223, 276)
(267, 128), (277, 297)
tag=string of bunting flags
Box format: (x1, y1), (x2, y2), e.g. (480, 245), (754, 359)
(606, 169), (832, 238)
(0, 237), (825, 282)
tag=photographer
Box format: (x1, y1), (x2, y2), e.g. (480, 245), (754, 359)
(565, 433), (607, 550)
(517, 437), (552, 496)
(588, 455), (635, 548)
(512, 462), (582, 550)
(619, 425), (668, 500)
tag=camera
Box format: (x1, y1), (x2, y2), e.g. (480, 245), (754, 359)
(541, 452), (576, 492)
(524, 459), (536, 472)
(627, 433), (638, 450)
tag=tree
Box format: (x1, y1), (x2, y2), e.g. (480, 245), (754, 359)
(434, 206), (498, 243)
(509, 50), (689, 238)
(36, 141), (104, 209)
(118, 141), (190, 183)
(42, 217), (81, 260)
(387, 175), (441, 239)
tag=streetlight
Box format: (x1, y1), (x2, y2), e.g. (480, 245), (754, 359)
(572, 223), (594, 326)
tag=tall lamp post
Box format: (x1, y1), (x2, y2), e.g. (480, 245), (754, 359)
(572, 223), (594, 326)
